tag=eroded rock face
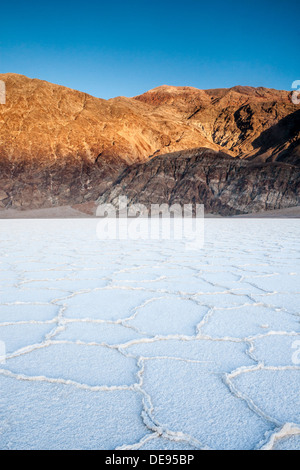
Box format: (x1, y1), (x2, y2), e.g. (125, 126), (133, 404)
(0, 74), (222, 166)
(98, 148), (300, 215)
(0, 75), (299, 212)
(134, 85), (300, 164)
(0, 155), (127, 210)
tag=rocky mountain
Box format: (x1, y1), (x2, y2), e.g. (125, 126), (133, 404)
(134, 85), (300, 165)
(0, 153), (128, 210)
(98, 148), (300, 216)
(0, 74), (299, 213)
(0, 74), (222, 165)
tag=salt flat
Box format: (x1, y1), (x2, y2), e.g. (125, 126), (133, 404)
(0, 219), (299, 450)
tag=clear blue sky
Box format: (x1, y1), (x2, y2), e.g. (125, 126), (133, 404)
(0, 0), (298, 99)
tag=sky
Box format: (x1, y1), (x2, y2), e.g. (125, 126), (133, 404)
(0, 0), (298, 99)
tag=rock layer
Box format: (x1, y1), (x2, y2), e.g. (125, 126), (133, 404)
(98, 148), (300, 215)
(0, 154), (127, 210)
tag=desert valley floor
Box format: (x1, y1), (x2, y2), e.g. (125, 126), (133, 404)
(0, 218), (299, 450)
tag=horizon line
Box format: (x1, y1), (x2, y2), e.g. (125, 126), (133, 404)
(0, 72), (291, 101)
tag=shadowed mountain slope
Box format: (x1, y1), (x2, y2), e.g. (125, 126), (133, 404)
(98, 148), (300, 216)
(0, 75), (299, 212)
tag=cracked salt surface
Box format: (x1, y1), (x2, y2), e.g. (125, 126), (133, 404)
(0, 218), (299, 450)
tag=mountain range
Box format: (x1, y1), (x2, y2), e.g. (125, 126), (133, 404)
(0, 73), (299, 214)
